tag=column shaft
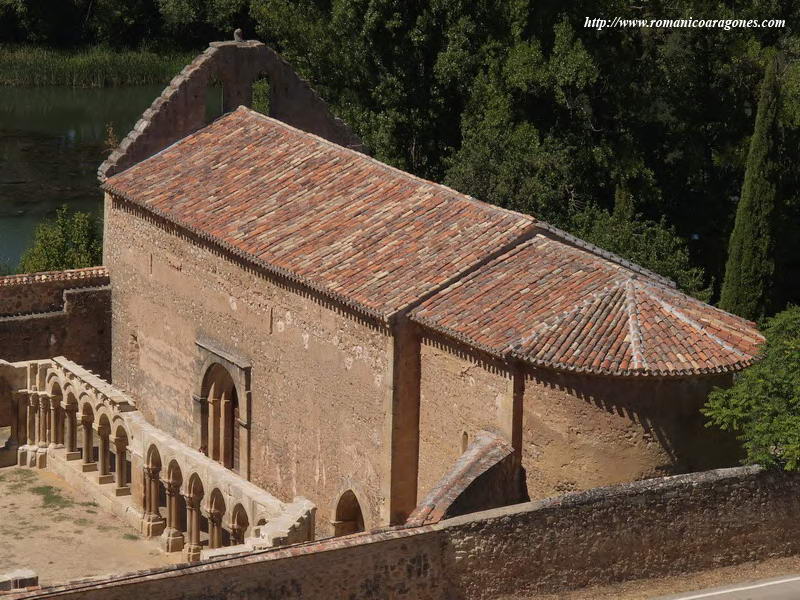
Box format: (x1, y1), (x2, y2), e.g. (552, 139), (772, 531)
(115, 443), (127, 488)
(82, 422), (93, 463)
(26, 401), (35, 446)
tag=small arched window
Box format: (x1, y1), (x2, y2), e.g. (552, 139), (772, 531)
(333, 490), (365, 537)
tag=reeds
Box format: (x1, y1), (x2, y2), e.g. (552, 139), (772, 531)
(0, 46), (194, 87)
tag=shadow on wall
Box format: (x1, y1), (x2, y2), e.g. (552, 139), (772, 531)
(528, 368), (743, 476)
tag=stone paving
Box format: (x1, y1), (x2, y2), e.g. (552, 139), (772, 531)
(0, 466), (177, 585)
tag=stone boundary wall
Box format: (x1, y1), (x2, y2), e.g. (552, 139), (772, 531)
(11, 465), (800, 599)
(0, 282), (111, 378)
(0, 268), (109, 316)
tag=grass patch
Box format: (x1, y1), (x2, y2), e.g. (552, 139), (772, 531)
(122, 533), (139, 541)
(29, 485), (74, 508)
(0, 45), (194, 87)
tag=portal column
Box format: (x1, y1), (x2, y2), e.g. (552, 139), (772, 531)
(209, 395), (220, 462)
(220, 391), (231, 468)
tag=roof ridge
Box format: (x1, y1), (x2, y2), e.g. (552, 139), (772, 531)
(624, 279), (647, 371)
(534, 221), (675, 288)
(635, 279), (752, 360)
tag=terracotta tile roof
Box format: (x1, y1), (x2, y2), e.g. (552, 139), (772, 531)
(412, 234), (764, 376)
(102, 107), (534, 319)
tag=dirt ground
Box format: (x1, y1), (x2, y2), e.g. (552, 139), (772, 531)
(527, 555), (800, 599)
(0, 466), (177, 585)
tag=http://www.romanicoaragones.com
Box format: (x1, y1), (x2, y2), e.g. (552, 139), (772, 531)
(584, 17), (785, 30)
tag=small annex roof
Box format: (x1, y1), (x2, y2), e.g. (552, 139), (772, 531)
(411, 234), (764, 376)
(102, 107), (534, 320)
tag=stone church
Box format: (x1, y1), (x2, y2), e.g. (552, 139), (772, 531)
(0, 37), (763, 564)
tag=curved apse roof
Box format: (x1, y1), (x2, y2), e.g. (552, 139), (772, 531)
(103, 107), (764, 377)
(411, 234), (764, 376)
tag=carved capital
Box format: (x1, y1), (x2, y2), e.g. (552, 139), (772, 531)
(163, 480), (181, 496)
(144, 466), (161, 480)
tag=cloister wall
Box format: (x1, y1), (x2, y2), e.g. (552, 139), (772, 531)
(416, 332), (740, 502)
(104, 197), (393, 537)
(0, 269), (110, 378)
(15, 465), (800, 600)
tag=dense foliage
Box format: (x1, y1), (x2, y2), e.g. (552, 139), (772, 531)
(0, 46), (192, 86)
(18, 206), (103, 273)
(704, 306), (800, 469)
(3, 0), (800, 310)
(719, 56), (781, 321)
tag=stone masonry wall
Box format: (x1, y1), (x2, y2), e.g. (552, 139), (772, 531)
(418, 333), (515, 501)
(417, 330), (740, 502)
(0, 269), (111, 378)
(521, 367), (741, 499)
(15, 466), (800, 600)
(104, 196), (392, 538)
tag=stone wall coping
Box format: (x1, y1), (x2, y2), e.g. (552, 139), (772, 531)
(436, 464), (766, 529)
(8, 463), (783, 599)
(0, 267), (108, 288)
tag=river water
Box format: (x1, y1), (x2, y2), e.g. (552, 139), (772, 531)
(0, 85), (222, 268)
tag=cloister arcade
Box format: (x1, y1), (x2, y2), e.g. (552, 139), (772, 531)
(12, 357), (315, 562)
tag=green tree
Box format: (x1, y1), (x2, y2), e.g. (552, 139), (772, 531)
(703, 306), (800, 469)
(18, 206), (103, 273)
(719, 57), (782, 321)
(568, 199), (710, 300)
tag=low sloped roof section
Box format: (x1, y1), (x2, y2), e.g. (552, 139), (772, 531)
(412, 234), (764, 376)
(102, 107), (535, 319)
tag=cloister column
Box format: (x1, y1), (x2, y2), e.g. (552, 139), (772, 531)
(113, 438), (130, 496)
(97, 428), (112, 484)
(81, 416), (96, 472)
(37, 395), (48, 448)
(161, 481), (185, 552)
(208, 510), (223, 549)
(183, 495), (202, 562)
(49, 397), (59, 448)
(64, 406), (80, 460)
(36, 394), (48, 468)
(17, 393), (36, 466)
(142, 466), (165, 537)
(26, 396), (36, 447)
(230, 522), (244, 545)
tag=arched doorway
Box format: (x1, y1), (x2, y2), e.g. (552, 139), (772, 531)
(200, 364), (240, 472)
(333, 490), (365, 536)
